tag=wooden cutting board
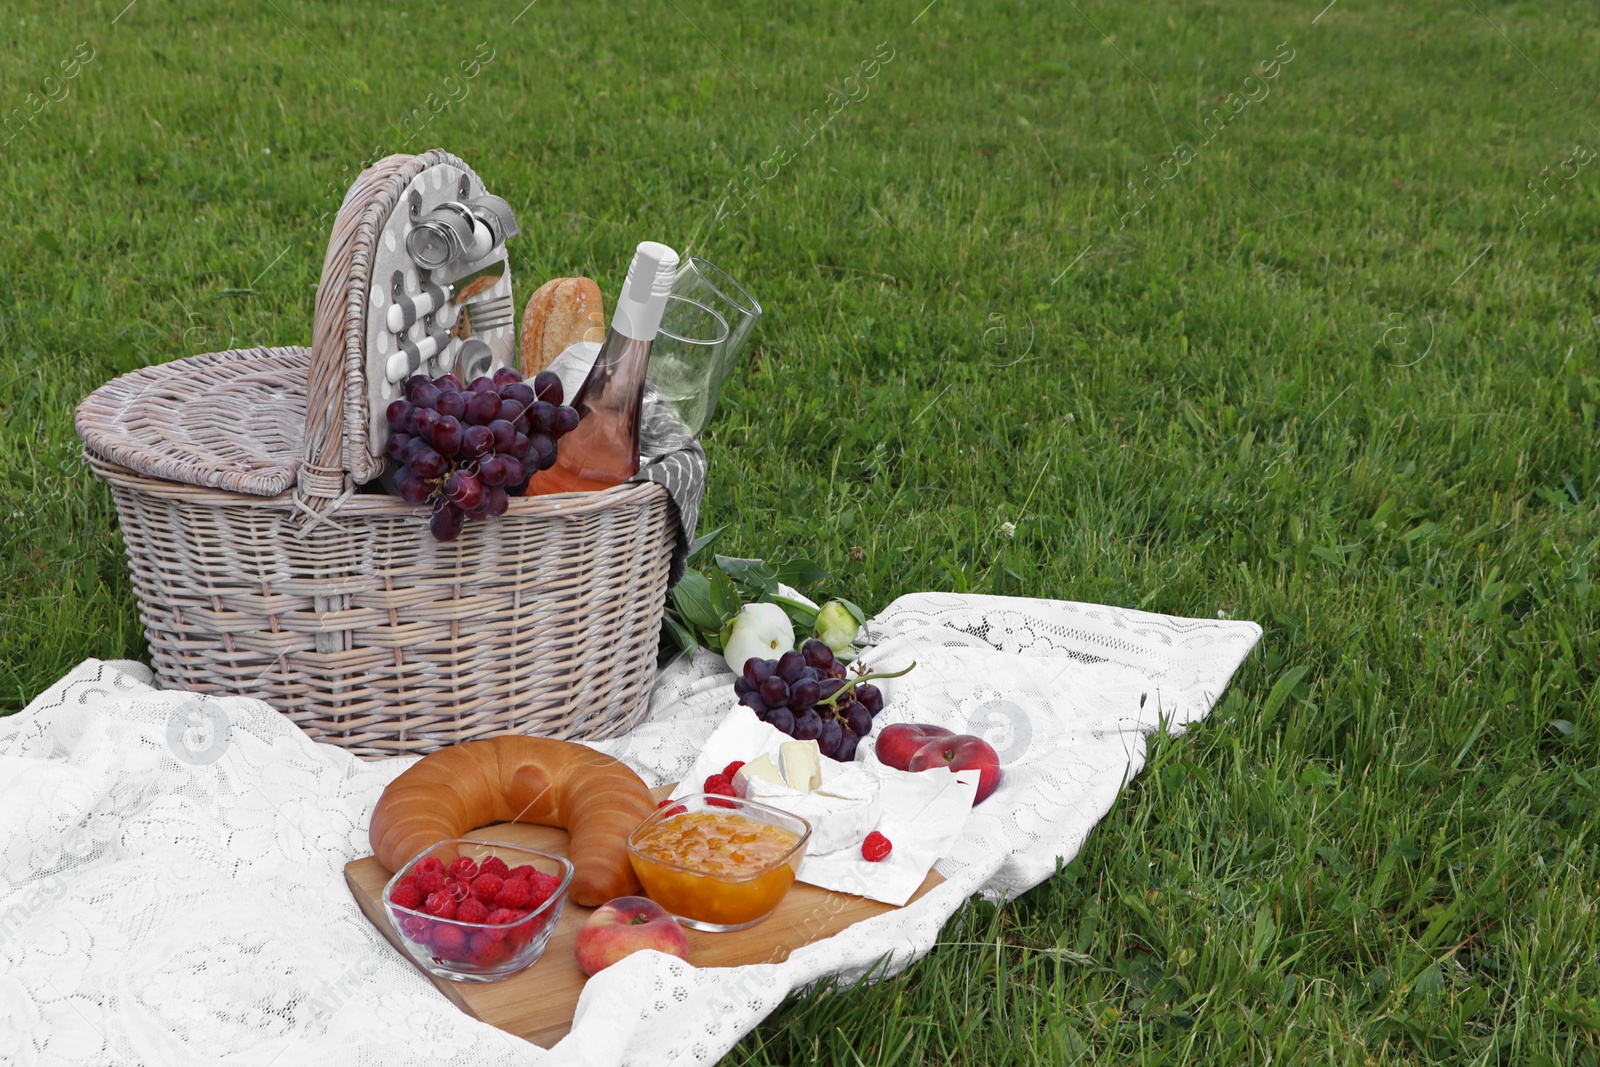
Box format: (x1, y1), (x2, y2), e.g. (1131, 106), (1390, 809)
(345, 789), (943, 1048)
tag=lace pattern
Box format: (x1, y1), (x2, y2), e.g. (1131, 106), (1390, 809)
(0, 596), (1259, 1065)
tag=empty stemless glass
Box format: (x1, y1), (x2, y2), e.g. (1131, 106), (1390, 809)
(641, 257), (761, 451)
(641, 295), (729, 458)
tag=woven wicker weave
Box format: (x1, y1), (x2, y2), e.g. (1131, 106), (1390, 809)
(74, 151), (678, 757)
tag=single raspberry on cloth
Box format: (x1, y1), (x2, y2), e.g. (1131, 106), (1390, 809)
(722, 760), (746, 779)
(414, 857), (445, 878)
(391, 883), (423, 910)
(471, 873), (505, 903)
(431, 924), (467, 955)
(495, 879), (532, 909)
(415, 871), (446, 896)
(447, 857), (480, 882)
(861, 831), (892, 862)
(479, 856), (510, 879)
(457, 898), (490, 924)
(424, 891), (458, 919)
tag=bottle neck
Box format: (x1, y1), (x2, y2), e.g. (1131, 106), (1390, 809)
(572, 327), (654, 417)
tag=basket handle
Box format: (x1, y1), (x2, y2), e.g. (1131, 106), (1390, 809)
(301, 149), (470, 500)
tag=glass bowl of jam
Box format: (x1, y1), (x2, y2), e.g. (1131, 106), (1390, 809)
(627, 793), (811, 932)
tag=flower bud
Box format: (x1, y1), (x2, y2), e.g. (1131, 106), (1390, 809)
(813, 600), (860, 654)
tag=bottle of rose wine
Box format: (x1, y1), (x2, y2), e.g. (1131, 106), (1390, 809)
(528, 241), (679, 494)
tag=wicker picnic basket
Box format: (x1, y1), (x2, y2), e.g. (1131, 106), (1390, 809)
(75, 150), (676, 758)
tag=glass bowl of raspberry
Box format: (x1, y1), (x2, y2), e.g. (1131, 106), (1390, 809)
(382, 839), (573, 982)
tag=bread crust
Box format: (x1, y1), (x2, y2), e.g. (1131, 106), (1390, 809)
(369, 736), (656, 906)
(518, 277), (606, 376)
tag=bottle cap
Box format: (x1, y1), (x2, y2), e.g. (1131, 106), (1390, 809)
(611, 241), (680, 341)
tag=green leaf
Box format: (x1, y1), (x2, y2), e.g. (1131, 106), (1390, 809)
(686, 525), (726, 560)
(671, 571), (723, 634)
(766, 593), (819, 633)
(1259, 664), (1310, 727)
(714, 555), (779, 595)
(834, 598), (868, 625)
(657, 608), (699, 668)
(708, 568), (744, 625)
(774, 557), (828, 588)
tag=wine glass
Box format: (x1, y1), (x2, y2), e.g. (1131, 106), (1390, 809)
(643, 257), (761, 446)
(640, 294), (730, 458)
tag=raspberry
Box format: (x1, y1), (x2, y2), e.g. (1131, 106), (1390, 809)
(424, 891), (458, 919)
(396, 875), (420, 895)
(861, 831), (892, 862)
(507, 865), (537, 881)
(487, 908), (520, 925)
(415, 871), (446, 896)
(656, 798), (677, 809)
(658, 803), (687, 818)
(414, 857), (445, 878)
(704, 775), (737, 807)
(400, 915), (432, 941)
(479, 856), (510, 879)
(391, 883), (423, 910)
(469, 930), (505, 964)
(447, 856), (480, 882)
(431, 923), (467, 956)
(456, 898), (490, 924)
(722, 760), (746, 779)
(495, 879), (532, 909)
(445, 878), (473, 902)
(526, 872), (560, 909)
(471, 873), (505, 903)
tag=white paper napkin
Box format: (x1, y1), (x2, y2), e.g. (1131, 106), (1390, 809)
(670, 706), (978, 905)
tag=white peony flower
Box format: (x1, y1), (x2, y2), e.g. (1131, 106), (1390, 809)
(721, 603), (794, 675)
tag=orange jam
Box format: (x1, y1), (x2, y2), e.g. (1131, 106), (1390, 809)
(630, 811), (802, 927)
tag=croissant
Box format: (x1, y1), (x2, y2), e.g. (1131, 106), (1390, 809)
(369, 736), (656, 907)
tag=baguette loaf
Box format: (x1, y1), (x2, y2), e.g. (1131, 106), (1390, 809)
(369, 736), (655, 906)
(519, 276), (606, 376)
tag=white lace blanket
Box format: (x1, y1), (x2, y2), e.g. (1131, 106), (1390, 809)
(0, 593), (1259, 1066)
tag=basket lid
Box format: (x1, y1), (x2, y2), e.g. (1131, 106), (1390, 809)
(75, 346), (309, 497)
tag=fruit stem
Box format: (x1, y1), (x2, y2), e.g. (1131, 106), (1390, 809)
(818, 660), (916, 711)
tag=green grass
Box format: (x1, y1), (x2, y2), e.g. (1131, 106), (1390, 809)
(4, 0), (1599, 1062)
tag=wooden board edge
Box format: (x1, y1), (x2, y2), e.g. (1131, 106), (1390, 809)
(344, 867), (479, 1018)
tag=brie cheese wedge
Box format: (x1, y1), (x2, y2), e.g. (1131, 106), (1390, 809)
(778, 740), (822, 792)
(732, 754), (785, 798)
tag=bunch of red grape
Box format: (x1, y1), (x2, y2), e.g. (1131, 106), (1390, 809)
(385, 367), (580, 541)
(732, 638), (886, 760)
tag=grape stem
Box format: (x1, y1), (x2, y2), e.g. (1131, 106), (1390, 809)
(817, 661), (916, 711)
